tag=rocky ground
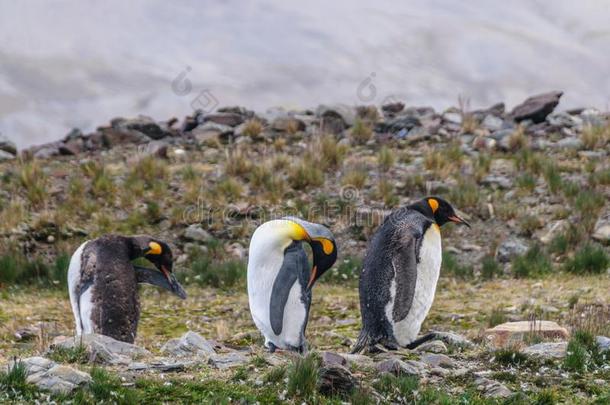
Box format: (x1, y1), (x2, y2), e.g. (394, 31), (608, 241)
(0, 90), (609, 403)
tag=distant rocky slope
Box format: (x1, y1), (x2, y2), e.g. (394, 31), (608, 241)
(0, 91), (608, 279)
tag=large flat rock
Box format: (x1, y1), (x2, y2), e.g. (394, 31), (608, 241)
(6, 357), (91, 394)
(484, 321), (569, 348)
(51, 334), (151, 365)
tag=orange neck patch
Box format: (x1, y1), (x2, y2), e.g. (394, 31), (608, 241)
(428, 198), (439, 213)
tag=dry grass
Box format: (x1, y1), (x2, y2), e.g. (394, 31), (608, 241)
(241, 119), (264, 139)
(581, 123), (610, 149)
(350, 119), (373, 145)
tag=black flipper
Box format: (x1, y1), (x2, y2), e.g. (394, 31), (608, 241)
(391, 232), (419, 322)
(269, 242), (308, 336)
(134, 266), (187, 300)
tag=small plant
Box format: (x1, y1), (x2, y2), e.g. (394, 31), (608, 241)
(377, 146), (395, 172)
(316, 134), (347, 169)
(494, 347), (528, 366)
(215, 178), (243, 200)
(574, 189), (605, 217)
(543, 163), (562, 194)
(191, 256), (246, 289)
(288, 161), (324, 190)
(488, 307), (507, 327)
(19, 160), (48, 207)
(224, 147), (252, 178)
(86, 367), (140, 404)
(442, 251), (473, 279)
(518, 214), (542, 237)
(263, 365), (286, 384)
(375, 177), (398, 206)
(373, 373), (419, 402)
(581, 123), (610, 149)
(507, 126), (528, 151)
(342, 164), (368, 190)
(350, 119), (373, 144)
(286, 353), (320, 400)
(516, 173), (536, 192)
(564, 244), (609, 275)
(48, 344), (89, 364)
(0, 361), (36, 400)
(481, 256), (502, 280)
(512, 245), (552, 278)
(241, 119), (264, 138)
(564, 330), (600, 373)
(548, 234), (569, 255)
(448, 179), (479, 208)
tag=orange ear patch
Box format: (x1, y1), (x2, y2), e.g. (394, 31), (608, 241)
(314, 238), (335, 255)
(147, 242), (162, 255)
(428, 198), (439, 213)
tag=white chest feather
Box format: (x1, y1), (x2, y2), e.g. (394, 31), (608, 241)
(247, 224), (306, 349)
(390, 225), (442, 346)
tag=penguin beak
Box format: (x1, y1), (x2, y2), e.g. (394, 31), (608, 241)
(448, 215), (470, 228)
(161, 265), (187, 299)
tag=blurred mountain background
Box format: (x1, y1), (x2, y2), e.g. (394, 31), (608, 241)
(1, 0), (609, 148)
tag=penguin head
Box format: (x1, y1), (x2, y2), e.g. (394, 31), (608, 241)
(410, 197), (470, 228)
(131, 236), (174, 280)
(281, 217), (338, 290)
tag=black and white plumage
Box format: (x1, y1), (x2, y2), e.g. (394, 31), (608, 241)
(247, 217), (337, 352)
(67, 235), (186, 343)
(352, 197), (469, 353)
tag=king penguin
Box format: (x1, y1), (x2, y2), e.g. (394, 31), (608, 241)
(352, 197), (469, 353)
(247, 217), (337, 353)
(67, 235), (187, 343)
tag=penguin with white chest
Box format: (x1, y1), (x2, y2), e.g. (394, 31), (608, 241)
(247, 217), (337, 353)
(67, 235), (187, 343)
(352, 197), (469, 353)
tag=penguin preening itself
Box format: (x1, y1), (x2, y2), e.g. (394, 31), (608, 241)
(352, 197), (469, 353)
(247, 217), (337, 353)
(67, 235), (187, 343)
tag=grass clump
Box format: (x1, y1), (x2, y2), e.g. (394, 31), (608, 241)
(564, 330), (603, 373)
(224, 148), (252, 178)
(377, 146), (395, 172)
(19, 160), (48, 207)
(564, 244), (609, 275)
(0, 361), (37, 401)
(288, 161), (324, 190)
(350, 119), (373, 144)
(315, 134), (347, 170)
(442, 251), (473, 279)
(448, 179), (479, 208)
(373, 374), (419, 403)
(286, 353), (320, 401)
(481, 255), (502, 280)
(241, 119), (264, 138)
(322, 256), (362, 285)
(512, 245), (552, 278)
(191, 257), (246, 289)
(581, 123), (610, 149)
(73, 367), (140, 404)
(494, 347), (528, 366)
(488, 307), (507, 327)
(48, 344), (89, 364)
(342, 164), (368, 190)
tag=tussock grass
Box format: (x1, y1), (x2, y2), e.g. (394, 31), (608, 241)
(224, 147), (252, 178)
(494, 347), (528, 366)
(442, 251), (473, 279)
(564, 244), (609, 275)
(241, 119), (264, 138)
(342, 163), (368, 190)
(481, 256), (502, 280)
(375, 177), (398, 207)
(512, 245), (552, 278)
(350, 119), (373, 145)
(507, 126), (528, 151)
(488, 307), (508, 327)
(48, 343), (88, 364)
(581, 123), (610, 149)
(314, 134), (347, 170)
(287, 353), (320, 400)
(377, 146), (395, 172)
(289, 160), (324, 190)
(19, 160), (48, 207)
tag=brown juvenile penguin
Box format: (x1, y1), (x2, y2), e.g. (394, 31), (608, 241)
(67, 235), (186, 343)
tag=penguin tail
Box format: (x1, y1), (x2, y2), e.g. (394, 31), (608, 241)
(350, 329), (372, 354)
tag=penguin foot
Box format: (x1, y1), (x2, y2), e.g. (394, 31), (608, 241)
(405, 333), (437, 350)
(266, 342), (278, 353)
(381, 338), (399, 351)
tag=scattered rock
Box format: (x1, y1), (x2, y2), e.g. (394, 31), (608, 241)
(592, 213), (610, 243)
(51, 334), (151, 365)
(420, 353), (456, 368)
(7, 357), (91, 394)
(321, 351), (347, 367)
(481, 175), (513, 189)
(597, 336), (610, 352)
(481, 114), (504, 131)
(539, 220), (569, 244)
(128, 360), (193, 373)
(208, 352), (249, 369)
(161, 331), (216, 358)
(316, 104), (356, 133)
(318, 365), (357, 398)
(484, 321), (569, 348)
(475, 377), (512, 398)
(510, 91), (563, 123)
(112, 116), (171, 140)
(343, 353), (375, 368)
(201, 113), (245, 128)
(183, 224), (212, 243)
(0, 150), (15, 161)
(0, 133), (17, 155)
(523, 342), (567, 360)
(376, 358), (428, 376)
(495, 237), (529, 263)
(415, 340), (448, 354)
(271, 116), (306, 133)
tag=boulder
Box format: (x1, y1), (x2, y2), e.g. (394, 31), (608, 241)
(7, 357), (91, 394)
(161, 331), (216, 358)
(484, 321), (569, 348)
(318, 365), (357, 398)
(208, 352), (249, 369)
(481, 114), (504, 131)
(592, 213), (610, 243)
(0, 150), (15, 161)
(51, 334), (151, 365)
(111, 116), (171, 140)
(316, 104), (356, 133)
(523, 342), (567, 360)
(381, 101), (405, 115)
(475, 377), (512, 398)
(321, 351), (348, 367)
(509, 91), (563, 123)
(376, 358), (428, 376)
(597, 336), (610, 352)
(202, 112), (244, 127)
(420, 353), (456, 368)
(100, 128), (149, 148)
(495, 237), (529, 263)
(270, 116), (306, 133)
(183, 224), (213, 242)
(0, 133), (17, 155)
(415, 340), (448, 354)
